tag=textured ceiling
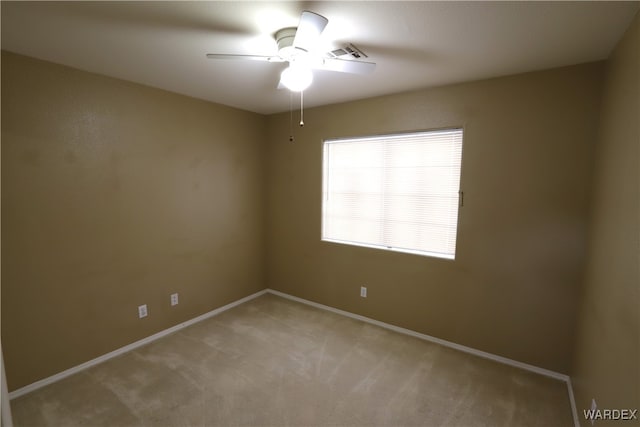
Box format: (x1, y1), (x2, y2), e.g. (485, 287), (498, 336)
(2, 1), (638, 114)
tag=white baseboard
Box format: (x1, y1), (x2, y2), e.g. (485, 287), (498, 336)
(8, 286), (581, 427)
(8, 289), (268, 400)
(266, 289), (580, 427)
(566, 377), (581, 427)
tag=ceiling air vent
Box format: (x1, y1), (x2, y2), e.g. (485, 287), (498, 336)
(329, 43), (368, 59)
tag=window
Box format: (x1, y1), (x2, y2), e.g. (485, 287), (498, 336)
(322, 128), (463, 259)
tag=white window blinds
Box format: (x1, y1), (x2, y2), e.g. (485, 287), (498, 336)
(322, 128), (463, 259)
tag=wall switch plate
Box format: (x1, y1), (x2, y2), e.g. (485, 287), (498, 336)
(170, 293), (179, 306)
(360, 286), (367, 298)
(138, 304), (148, 318)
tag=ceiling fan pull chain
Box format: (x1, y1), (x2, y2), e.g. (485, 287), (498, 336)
(289, 91), (294, 142)
(299, 90), (305, 127)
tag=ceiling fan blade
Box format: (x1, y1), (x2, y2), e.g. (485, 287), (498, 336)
(314, 58), (376, 74)
(292, 10), (328, 52)
(206, 54), (284, 62)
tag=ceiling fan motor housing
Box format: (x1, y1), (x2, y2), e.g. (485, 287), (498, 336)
(275, 27), (302, 60)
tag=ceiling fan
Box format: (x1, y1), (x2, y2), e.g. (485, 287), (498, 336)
(206, 10), (376, 92)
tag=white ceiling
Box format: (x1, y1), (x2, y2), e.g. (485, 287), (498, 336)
(2, 1), (638, 115)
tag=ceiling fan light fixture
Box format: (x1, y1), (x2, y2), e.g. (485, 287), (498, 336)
(280, 65), (313, 92)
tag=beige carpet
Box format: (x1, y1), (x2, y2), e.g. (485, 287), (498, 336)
(10, 293), (574, 426)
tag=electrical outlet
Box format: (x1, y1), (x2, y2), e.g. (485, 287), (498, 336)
(170, 293), (179, 306)
(360, 286), (367, 298)
(138, 304), (148, 318)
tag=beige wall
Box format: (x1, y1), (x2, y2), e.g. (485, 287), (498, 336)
(265, 63), (604, 374)
(1, 51), (266, 391)
(571, 12), (639, 425)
